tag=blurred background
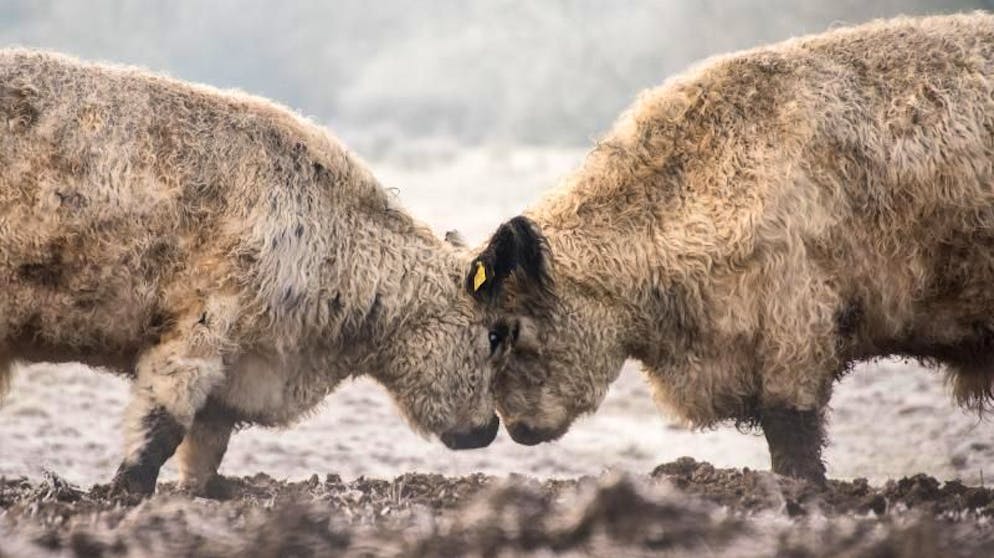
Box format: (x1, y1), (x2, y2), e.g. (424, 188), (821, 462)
(2, 1), (994, 486)
(0, 0), (989, 150)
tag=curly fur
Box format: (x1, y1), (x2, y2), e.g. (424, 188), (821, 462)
(487, 13), (994, 452)
(0, 49), (499, 490)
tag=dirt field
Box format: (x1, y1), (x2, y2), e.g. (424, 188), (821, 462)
(3, 459), (994, 557)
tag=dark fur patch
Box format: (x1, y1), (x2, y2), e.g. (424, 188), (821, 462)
(835, 299), (863, 339)
(902, 322), (994, 413)
(141, 407), (185, 460)
(18, 259), (63, 288)
(112, 407), (185, 495)
(140, 240), (181, 281)
(467, 216), (554, 305)
(444, 230), (466, 248)
(896, 322), (994, 368)
(145, 309), (176, 344)
(328, 292), (343, 315)
(834, 298), (864, 359)
(55, 190), (87, 211)
(365, 293), (383, 325)
(197, 397), (241, 424)
(759, 406), (827, 485)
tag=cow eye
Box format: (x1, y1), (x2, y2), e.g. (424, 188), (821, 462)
(488, 326), (507, 356)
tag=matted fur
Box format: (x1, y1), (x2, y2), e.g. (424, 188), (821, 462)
(485, 13), (994, 443)
(0, 50), (500, 489)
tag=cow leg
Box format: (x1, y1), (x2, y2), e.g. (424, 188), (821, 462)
(112, 331), (226, 496)
(175, 402), (236, 497)
(0, 352), (12, 404)
(759, 406), (827, 485)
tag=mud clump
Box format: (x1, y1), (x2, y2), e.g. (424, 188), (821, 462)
(3, 460), (994, 557)
(652, 456), (994, 518)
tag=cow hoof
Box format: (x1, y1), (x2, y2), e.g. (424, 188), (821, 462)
(111, 465), (157, 498)
(177, 474), (235, 500)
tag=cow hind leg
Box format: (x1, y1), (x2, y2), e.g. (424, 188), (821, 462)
(175, 402), (236, 497)
(759, 406), (827, 485)
(112, 330), (226, 496)
(0, 354), (11, 404)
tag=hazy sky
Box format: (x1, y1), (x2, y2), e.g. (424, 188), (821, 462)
(0, 1), (989, 148)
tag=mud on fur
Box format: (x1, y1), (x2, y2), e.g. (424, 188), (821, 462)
(471, 12), (994, 485)
(0, 49), (503, 496)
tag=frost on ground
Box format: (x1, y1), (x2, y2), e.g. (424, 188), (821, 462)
(2, 357), (993, 489)
(2, 146), (994, 556)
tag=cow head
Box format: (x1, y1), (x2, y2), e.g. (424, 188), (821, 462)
(370, 229), (505, 450)
(467, 216), (627, 445)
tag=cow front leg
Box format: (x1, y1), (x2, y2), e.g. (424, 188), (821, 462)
(112, 332), (226, 496)
(758, 406), (827, 485)
(112, 401), (187, 495)
(175, 402), (236, 497)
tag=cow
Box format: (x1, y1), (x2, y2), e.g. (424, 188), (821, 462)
(469, 13), (994, 484)
(0, 49), (500, 496)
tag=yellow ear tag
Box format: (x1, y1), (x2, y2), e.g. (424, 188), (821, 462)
(473, 261), (487, 292)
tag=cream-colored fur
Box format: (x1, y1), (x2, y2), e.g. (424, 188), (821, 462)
(0, 50), (498, 491)
(487, 13), (994, 446)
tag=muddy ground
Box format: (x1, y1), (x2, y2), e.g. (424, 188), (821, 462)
(2, 458), (994, 557)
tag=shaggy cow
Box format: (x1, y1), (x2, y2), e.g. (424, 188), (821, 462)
(470, 13), (994, 484)
(0, 50), (501, 495)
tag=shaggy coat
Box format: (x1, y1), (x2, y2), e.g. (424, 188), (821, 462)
(0, 50), (501, 495)
(472, 13), (994, 483)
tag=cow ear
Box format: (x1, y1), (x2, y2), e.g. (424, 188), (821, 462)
(466, 216), (552, 303)
(444, 229), (467, 248)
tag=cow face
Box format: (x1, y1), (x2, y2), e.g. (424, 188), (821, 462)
(379, 287), (504, 450)
(467, 216), (626, 445)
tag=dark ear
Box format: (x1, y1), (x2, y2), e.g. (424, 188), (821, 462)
(444, 229), (467, 248)
(466, 216), (552, 303)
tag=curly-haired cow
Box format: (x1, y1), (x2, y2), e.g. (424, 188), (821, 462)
(469, 13), (994, 484)
(0, 50), (501, 496)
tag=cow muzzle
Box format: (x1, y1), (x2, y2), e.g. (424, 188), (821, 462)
(439, 414), (500, 449)
(507, 421), (563, 446)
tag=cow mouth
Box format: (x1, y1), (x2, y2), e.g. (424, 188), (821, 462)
(439, 414), (500, 449)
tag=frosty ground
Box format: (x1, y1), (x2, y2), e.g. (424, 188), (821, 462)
(2, 146), (994, 556)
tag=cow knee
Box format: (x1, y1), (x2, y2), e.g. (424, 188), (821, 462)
(134, 340), (226, 427)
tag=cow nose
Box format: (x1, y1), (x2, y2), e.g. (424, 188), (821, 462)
(439, 414), (500, 450)
(508, 422), (549, 446)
